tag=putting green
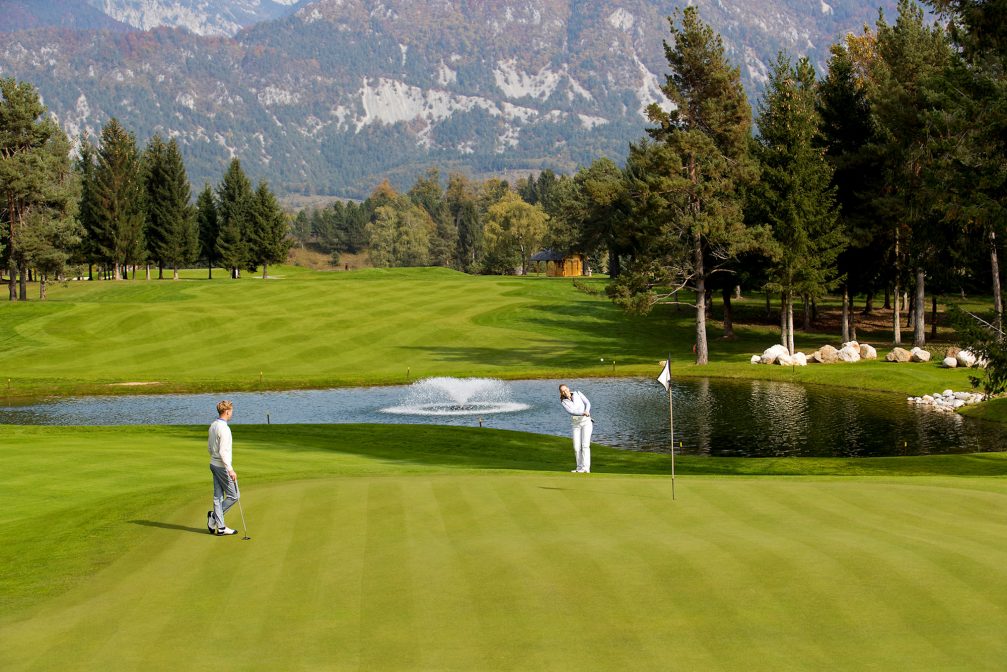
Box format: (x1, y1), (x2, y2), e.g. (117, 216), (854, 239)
(2, 425), (1006, 671)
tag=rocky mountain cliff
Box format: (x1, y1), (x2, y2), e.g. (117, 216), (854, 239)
(0, 0), (898, 197)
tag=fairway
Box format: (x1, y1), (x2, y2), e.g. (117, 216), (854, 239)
(2, 425), (1006, 671)
(0, 266), (982, 398)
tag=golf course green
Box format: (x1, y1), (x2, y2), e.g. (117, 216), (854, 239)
(2, 267), (1005, 670)
(2, 424), (1006, 671)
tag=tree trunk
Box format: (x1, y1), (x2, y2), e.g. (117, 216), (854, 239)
(850, 307), (857, 342)
(262, 263), (268, 280)
(841, 285), (850, 343)
(930, 294), (938, 341)
(158, 264), (163, 280)
(991, 228), (1003, 337)
(173, 265), (179, 281)
(19, 265), (27, 301)
(780, 293), (788, 347)
(208, 261), (213, 280)
(722, 286), (734, 339)
(734, 284), (742, 300)
(114, 262), (122, 280)
(7, 262), (16, 301)
(787, 294), (795, 355)
(862, 291), (874, 315)
(146, 263), (152, 281)
(693, 231), (708, 365)
(39, 275), (47, 301)
(893, 281), (902, 345)
(913, 268), (925, 347)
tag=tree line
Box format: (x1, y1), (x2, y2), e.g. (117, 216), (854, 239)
(1, 93), (290, 299)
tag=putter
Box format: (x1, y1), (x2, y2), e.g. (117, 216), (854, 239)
(236, 497), (251, 540)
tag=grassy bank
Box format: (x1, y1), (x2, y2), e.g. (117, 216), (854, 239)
(2, 424), (1006, 671)
(0, 266), (990, 401)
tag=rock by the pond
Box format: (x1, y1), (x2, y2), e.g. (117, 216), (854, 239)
(813, 344), (840, 363)
(908, 389), (986, 411)
(750, 354), (761, 364)
(910, 347), (932, 363)
(838, 345), (861, 363)
(886, 347), (912, 362)
(956, 349), (977, 367)
(760, 344), (790, 365)
(943, 356), (958, 368)
(792, 351), (808, 366)
(860, 343), (878, 360)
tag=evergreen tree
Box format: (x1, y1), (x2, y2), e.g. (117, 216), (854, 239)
(144, 136), (196, 280)
(93, 118), (145, 280)
(819, 40), (887, 341)
(610, 7), (757, 364)
(196, 183), (219, 279)
(74, 137), (102, 279)
(366, 203), (431, 268)
(869, 0), (953, 346)
(446, 173), (482, 272)
(0, 77), (81, 300)
(574, 158), (630, 277)
(409, 168), (456, 268)
(216, 159), (253, 278)
(248, 180), (292, 279)
(752, 54), (844, 353)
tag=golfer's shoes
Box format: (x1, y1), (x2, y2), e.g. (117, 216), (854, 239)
(216, 527), (239, 536)
(207, 511), (216, 534)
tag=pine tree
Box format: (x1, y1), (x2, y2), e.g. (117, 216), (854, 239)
(74, 137), (102, 279)
(93, 118), (145, 280)
(611, 7), (757, 364)
(0, 78), (81, 300)
(216, 159), (253, 278)
(144, 136), (195, 280)
(196, 184), (218, 279)
(248, 180), (291, 279)
(752, 54), (844, 353)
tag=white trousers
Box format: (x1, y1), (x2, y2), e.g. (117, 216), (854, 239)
(571, 416), (593, 472)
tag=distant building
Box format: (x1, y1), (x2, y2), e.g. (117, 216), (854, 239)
(530, 249), (587, 277)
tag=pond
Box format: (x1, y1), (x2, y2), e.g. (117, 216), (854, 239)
(2, 377), (1004, 458)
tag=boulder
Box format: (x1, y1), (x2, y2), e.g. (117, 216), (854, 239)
(792, 352), (808, 366)
(886, 347), (912, 363)
(776, 352), (795, 366)
(813, 344), (840, 363)
(750, 354), (761, 364)
(838, 345), (861, 363)
(910, 347), (932, 363)
(761, 344), (790, 365)
(946, 346), (961, 358)
(860, 343), (878, 360)
(942, 356), (958, 368)
(842, 340), (861, 354)
(957, 349), (977, 367)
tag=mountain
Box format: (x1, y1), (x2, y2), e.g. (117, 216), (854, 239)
(0, 0), (899, 198)
(86, 0), (305, 37)
(0, 0), (133, 32)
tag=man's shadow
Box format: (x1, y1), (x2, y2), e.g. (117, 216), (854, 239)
(130, 519), (207, 535)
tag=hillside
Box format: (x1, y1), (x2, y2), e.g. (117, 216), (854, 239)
(0, 0), (898, 197)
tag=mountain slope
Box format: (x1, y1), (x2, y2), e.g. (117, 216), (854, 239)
(0, 0), (898, 197)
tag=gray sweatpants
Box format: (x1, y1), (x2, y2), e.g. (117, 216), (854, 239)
(209, 464), (240, 529)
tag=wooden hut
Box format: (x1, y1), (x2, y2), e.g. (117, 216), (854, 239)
(531, 249), (586, 277)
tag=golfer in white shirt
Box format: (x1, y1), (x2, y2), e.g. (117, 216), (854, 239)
(207, 400), (240, 536)
(559, 384), (593, 473)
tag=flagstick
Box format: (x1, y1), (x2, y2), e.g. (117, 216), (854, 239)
(669, 383), (676, 501)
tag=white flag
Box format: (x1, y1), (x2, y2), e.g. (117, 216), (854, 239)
(657, 359), (671, 392)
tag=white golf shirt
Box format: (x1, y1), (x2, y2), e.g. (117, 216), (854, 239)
(208, 418), (233, 469)
(561, 390), (591, 418)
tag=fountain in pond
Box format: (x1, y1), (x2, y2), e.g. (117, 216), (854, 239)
(381, 377), (529, 416)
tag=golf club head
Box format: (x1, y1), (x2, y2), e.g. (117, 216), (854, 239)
(242, 535), (251, 540)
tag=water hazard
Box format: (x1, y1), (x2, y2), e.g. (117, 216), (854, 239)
(2, 377), (1004, 458)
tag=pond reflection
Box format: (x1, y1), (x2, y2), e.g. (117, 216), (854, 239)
(1, 377), (1003, 458)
